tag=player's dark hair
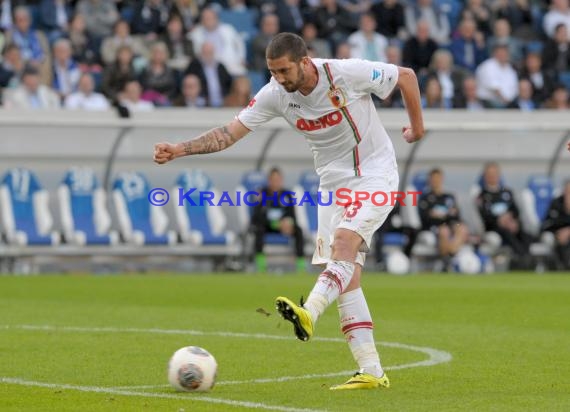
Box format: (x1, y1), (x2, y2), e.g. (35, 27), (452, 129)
(266, 33), (307, 62)
(429, 168), (443, 177)
(269, 167), (282, 176)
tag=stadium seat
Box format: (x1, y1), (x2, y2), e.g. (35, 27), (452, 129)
(559, 71), (570, 91)
(248, 71), (267, 95)
(112, 172), (177, 246)
(236, 170), (268, 233)
(0, 168), (60, 246)
(520, 175), (555, 236)
(293, 171), (320, 244)
(399, 171), (440, 268)
(520, 175), (557, 270)
(219, 9), (258, 43)
(58, 167), (118, 245)
(235, 170), (292, 256)
(173, 169), (237, 246)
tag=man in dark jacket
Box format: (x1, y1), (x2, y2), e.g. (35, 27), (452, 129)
(542, 180), (570, 269)
(418, 168), (469, 258)
(185, 42), (232, 107)
(476, 162), (533, 262)
(251, 167), (305, 273)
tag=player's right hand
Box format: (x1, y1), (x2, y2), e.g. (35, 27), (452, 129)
(402, 126), (423, 143)
(154, 142), (179, 165)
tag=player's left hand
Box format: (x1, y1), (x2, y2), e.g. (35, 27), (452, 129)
(402, 126), (422, 143)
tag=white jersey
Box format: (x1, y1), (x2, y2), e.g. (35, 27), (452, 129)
(238, 58), (400, 186)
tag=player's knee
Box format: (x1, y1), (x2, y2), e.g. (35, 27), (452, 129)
(331, 229), (361, 260)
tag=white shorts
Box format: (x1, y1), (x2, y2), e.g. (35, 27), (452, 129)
(312, 173), (399, 267)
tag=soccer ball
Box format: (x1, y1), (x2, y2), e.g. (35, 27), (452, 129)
(168, 346), (218, 392)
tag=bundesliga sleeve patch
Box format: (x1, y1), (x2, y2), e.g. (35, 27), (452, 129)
(371, 68), (385, 84)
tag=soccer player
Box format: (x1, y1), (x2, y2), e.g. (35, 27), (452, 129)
(154, 33), (424, 390)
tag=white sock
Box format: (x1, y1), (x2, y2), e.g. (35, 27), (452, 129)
(338, 288), (384, 378)
(303, 260), (355, 323)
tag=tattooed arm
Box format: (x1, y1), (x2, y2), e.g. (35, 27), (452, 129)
(154, 119), (250, 164)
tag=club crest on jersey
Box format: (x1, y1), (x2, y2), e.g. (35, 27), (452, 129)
(328, 87), (347, 109)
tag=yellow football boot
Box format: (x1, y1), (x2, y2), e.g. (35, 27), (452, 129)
(330, 372), (390, 390)
(275, 296), (314, 342)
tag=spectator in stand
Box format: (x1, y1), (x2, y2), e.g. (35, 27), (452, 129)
(274, 0), (305, 34)
(421, 77), (450, 108)
(6, 6), (51, 85)
(449, 18), (487, 73)
(402, 19), (438, 74)
(251, 14), (279, 77)
(542, 23), (570, 74)
(76, 0), (119, 40)
(189, 7), (246, 76)
(224, 75), (251, 107)
(476, 162), (533, 266)
(543, 0), (570, 40)
(173, 73), (206, 108)
(160, 13), (194, 72)
(301, 22), (331, 58)
(519, 51), (556, 105)
(542, 180), (570, 269)
(52, 38), (81, 100)
(453, 76), (484, 109)
(487, 19), (523, 66)
(170, 0), (200, 32)
(476, 44), (518, 108)
(370, 0), (405, 39)
(38, 0), (70, 43)
(347, 12), (388, 62)
(427, 49), (467, 109)
(507, 78), (536, 110)
(418, 168), (470, 260)
(460, 0), (492, 36)
(334, 41), (351, 59)
(100, 19), (148, 66)
(118, 79), (154, 112)
(64, 72), (110, 111)
(314, 0), (357, 50)
(544, 85), (570, 109)
(377, 44), (404, 108)
(185, 42), (232, 108)
(405, 0), (450, 45)
(339, 0), (373, 17)
(3, 65), (60, 109)
(101, 45), (137, 103)
(67, 13), (100, 69)
(0, 0), (17, 31)
(491, 0), (534, 40)
(0, 44), (25, 90)
(139, 41), (176, 106)
(131, 0), (169, 39)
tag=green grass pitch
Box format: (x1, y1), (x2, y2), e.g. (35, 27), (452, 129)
(1, 273), (569, 411)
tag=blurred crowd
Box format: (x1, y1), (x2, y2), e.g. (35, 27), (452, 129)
(0, 0), (568, 112)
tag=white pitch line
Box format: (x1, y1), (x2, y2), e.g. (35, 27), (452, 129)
(0, 377), (324, 412)
(1, 324), (452, 391)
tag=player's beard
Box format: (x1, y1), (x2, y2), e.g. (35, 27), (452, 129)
(282, 63), (305, 93)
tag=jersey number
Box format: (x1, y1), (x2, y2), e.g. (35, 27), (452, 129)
(343, 201), (362, 218)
